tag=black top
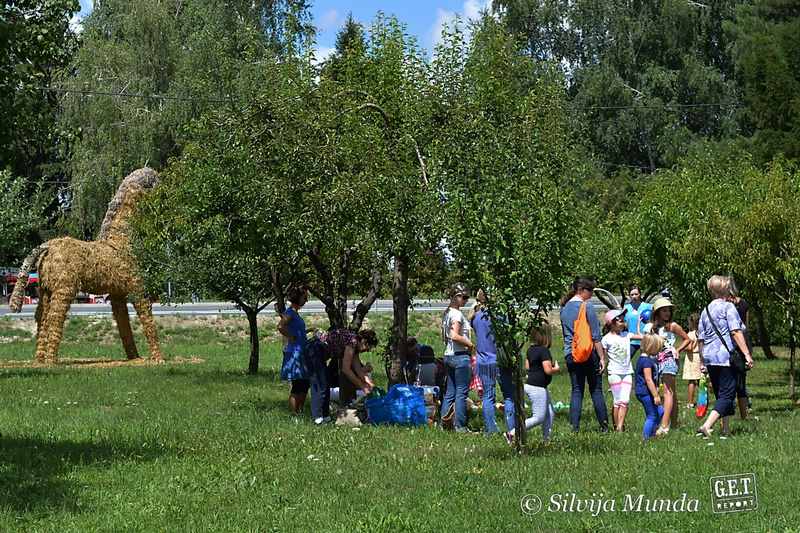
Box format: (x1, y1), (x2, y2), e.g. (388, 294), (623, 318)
(526, 346), (553, 387)
(735, 299), (749, 324)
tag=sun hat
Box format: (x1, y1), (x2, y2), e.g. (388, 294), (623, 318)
(652, 297), (675, 313)
(604, 308), (627, 326)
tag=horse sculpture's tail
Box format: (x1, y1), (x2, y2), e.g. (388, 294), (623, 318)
(9, 244), (49, 312)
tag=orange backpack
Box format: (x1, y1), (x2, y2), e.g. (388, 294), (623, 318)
(571, 302), (594, 363)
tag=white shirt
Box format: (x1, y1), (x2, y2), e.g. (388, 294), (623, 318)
(443, 308), (470, 356)
(601, 331), (633, 375)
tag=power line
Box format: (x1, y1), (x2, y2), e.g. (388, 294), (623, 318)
(6, 84), (240, 105)
(575, 102), (742, 111)
(8, 84), (744, 112)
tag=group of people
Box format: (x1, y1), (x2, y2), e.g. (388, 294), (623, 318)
(435, 275), (755, 442)
(278, 274), (755, 441)
(277, 287), (379, 424)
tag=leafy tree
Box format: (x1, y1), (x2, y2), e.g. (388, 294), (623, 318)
(497, 0), (742, 175)
(726, 0), (800, 163)
(59, 0), (314, 238)
(0, 0), (78, 180)
(432, 17), (577, 447)
(131, 101), (300, 374)
(0, 170), (50, 266)
(677, 155), (800, 397)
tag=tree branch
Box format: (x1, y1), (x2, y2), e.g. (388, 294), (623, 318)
(350, 268), (382, 330)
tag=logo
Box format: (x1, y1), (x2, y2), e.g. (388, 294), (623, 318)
(710, 473), (757, 513)
(520, 494), (542, 515)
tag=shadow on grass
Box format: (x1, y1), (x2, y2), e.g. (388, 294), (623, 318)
(161, 366), (281, 385)
(0, 435), (169, 514)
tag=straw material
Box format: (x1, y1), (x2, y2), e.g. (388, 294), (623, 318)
(8, 168), (163, 364)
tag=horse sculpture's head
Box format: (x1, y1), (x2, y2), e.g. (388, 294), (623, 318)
(97, 167), (160, 241)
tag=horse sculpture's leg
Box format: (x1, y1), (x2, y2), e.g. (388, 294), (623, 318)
(111, 296), (139, 359)
(34, 289), (51, 363)
(133, 298), (162, 361)
(42, 289), (74, 363)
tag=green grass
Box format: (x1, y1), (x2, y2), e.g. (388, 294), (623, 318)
(1, 313), (799, 532)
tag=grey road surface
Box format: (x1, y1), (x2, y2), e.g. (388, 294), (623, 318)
(0, 298), (612, 319)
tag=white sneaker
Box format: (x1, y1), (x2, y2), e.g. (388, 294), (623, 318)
(314, 416), (332, 425)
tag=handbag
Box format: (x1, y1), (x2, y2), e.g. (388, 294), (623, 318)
(704, 305), (748, 373)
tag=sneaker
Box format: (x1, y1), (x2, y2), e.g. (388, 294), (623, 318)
(314, 416), (332, 425)
(655, 425), (670, 437)
(686, 403), (696, 409)
(504, 432), (514, 446)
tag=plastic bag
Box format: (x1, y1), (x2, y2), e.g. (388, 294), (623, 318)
(366, 384), (427, 426)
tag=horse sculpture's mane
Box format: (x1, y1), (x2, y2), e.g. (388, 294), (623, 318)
(97, 167), (158, 241)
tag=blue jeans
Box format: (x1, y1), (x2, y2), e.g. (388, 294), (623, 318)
(497, 366), (516, 432)
(477, 363), (499, 433)
(566, 353), (609, 431)
(441, 353), (472, 429)
(637, 392), (664, 440)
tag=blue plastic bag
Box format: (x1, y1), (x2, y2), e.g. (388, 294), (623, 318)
(366, 384), (427, 426)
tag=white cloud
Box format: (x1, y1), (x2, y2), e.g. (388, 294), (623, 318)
(429, 0), (493, 49)
(430, 8), (457, 49)
(318, 9), (340, 32)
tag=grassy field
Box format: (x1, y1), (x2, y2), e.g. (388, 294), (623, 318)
(1, 312), (799, 532)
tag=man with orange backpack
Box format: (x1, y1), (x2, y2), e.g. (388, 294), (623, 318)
(559, 277), (609, 433)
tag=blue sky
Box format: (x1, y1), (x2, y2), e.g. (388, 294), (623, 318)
(74, 1), (492, 56)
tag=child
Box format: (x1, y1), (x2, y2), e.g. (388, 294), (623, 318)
(644, 298), (689, 431)
(506, 323), (560, 444)
(683, 313), (702, 409)
(636, 334), (665, 441)
(601, 309), (640, 432)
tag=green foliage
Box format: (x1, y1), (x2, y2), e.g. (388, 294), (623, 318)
(0, 0), (79, 180)
(726, 0), (800, 163)
(497, 0), (741, 177)
(59, 0), (314, 238)
(433, 17), (576, 358)
(0, 169), (50, 265)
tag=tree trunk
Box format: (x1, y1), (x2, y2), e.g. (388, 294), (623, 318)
(389, 254), (409, 384)
(749, 297), (775, 359)
(243, 305), (260, 375)
(350, 267), (382, 331)
(789, 312), (796, 401)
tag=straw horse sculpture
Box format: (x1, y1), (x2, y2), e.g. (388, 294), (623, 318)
(9, 167), (163, 363)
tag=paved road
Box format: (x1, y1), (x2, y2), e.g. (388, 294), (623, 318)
(1, 297), (611, 319)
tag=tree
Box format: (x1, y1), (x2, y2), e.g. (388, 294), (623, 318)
(59, 0), (314, 238)
(677, 155), (800, 397)
(0, 170), (50, 266)
(131, 103), (299, 374)
(0, 0), (78, 181)
(497, 0), (742, 175)
(334, 14), (442, 383)
(726, 0), (800, 163)
(432, 17), (578, 448)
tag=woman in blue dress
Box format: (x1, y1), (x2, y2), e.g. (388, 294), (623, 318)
(278, 287), (310, 414)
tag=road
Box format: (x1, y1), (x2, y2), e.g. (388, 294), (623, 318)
(0, 297), (611, 319)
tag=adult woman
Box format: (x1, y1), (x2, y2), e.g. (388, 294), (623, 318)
(439, 283), (475, 432)
(470, 289), (512, 434)
(328, 328), (378, 407)
(623, 285), (653, 357)
(696, 275), (754, 438)
(559, 277), (609, 432)
(278, 287), (310, 414)
(644, 297), (691, 433)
